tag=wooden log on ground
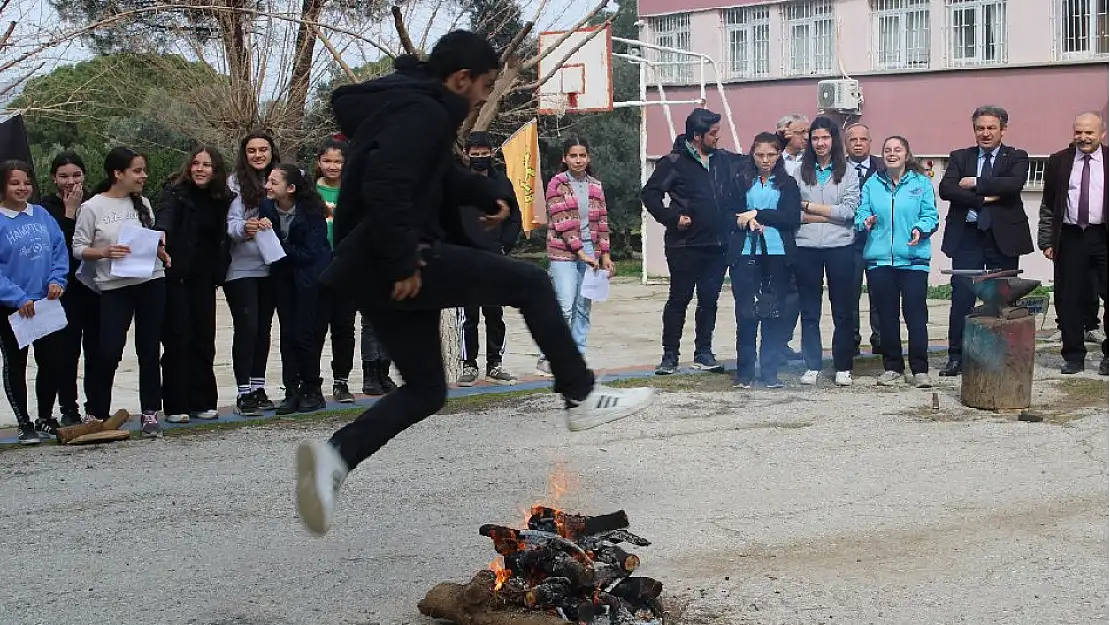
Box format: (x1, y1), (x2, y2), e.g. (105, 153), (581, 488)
(961, 313), (1036, 410)
(418, 571), (567, 625)
(68, 429), (131, 445)
(57, 410), (130, 445)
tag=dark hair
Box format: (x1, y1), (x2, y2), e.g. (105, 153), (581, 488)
(557, 135), (594, 176)
(234, 130), (281, 210)
(972, 105), (1009, 128)
(50, 151), (86, 176)
(799, 116), (847, 186)
(881, 135), (926, 176)
(742, 132), (789, 189)
(427, 30), (501, 81)
(685, 108), (722, 140)
(270, 163), (325, 219)
(94, 147), (152, 228)
(314, 137), (347, 181)
(466, 131), (494, 151)
(172, 146), (232, 201)
(0, 160), (34, 201)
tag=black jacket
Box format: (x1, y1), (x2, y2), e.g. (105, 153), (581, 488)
(40, 194), (79, 284)
(641, 135), (737, 248)
(153, 182), (232, 284)
(328, 56), (508, 284)
(939, 144), (1033, 258)
(1038, 144), (1109, 251)
(728, 161), (803, 259)
(850, 155), (886, 246)
(458, 167), (522, 254)
(259, 199), (332, 289)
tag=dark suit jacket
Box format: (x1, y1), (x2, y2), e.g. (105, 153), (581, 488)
(1038, 144), (1110, 251)
(850, 155), (886, 184)
(939, 144), (1033, 258)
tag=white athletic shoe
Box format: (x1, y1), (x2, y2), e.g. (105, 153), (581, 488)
(565, 386), (655, 432)
(192, 409), (219, 420)
(165, 413), (190, 424)
(834, 371), (853, 387)
(800, 370), (820, 386)
(296, 440), (349, 536)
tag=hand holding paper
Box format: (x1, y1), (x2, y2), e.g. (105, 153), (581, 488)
(255, 227), (287, 265)
(110, 224), (162, 279)
(8, 299), (68, 349)
(580, 268), (610, 302)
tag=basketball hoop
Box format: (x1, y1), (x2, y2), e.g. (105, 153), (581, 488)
(550, 92), (578, 117)
(536, 25), (613, 115)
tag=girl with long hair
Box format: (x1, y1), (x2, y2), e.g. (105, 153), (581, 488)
(538, 136), (612, 375)
(262, 163), (332, 414)
(792, 115), (861, 387)
(155, 146), (233, 423)
(856, 136), (939, 388)
(0, 160), (70, 444)
(72, 147), (170, 437)
(225, 130), (280, 416)
(38, 151), (99, 428)
(730, 133), (802, 388)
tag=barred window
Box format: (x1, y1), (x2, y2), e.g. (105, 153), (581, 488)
(1057, 0), (1110, 59)
(1025, 158), (1049, 190)
(872, 0), (931, 69)
(722, 6), (771, 79)
(946, 0), (1008, 67)
(782, 0), (836, 76)
(649, 14), (693, 84)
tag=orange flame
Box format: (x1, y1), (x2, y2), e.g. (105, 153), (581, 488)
(489, 556), (512, 591)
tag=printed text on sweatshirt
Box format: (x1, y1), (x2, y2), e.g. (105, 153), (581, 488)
(72, 194), (165, 291)
(0, 204), (69, 307)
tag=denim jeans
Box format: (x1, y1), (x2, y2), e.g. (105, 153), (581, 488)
(549, 259), (592, 355)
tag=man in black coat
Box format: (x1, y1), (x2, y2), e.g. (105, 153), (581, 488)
(938, 105), (1033, 376)
(1037, 111), (1108, 375)
(456, 131), (522, 386)
(844, 122), (886, 355)
(294, 30), (654, 537)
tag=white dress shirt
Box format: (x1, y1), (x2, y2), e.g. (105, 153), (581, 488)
(782, 151), (804, 177)
(1066, 147), (1105, 225)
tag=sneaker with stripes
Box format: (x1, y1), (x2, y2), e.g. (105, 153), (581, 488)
(565, 385), (655, 432)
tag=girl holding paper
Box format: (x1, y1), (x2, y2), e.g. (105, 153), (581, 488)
(155, 146), (233, 424)
(0, 160), (71, 444)
(225, 130), (280, 417)
(72, 147), (170, 438)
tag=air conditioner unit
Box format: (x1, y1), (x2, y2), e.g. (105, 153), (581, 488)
(817, 79), (861, 112)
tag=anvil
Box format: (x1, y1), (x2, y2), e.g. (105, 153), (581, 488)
(941, 269), (1041, 318)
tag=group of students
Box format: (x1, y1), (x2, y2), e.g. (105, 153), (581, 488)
(0, 132), (398, 444)
(642, 108), (938, 389)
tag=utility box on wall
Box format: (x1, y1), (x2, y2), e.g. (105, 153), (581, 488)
(817, 79), (861, 113)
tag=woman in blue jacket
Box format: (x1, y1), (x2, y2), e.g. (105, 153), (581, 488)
(856, 136), (939, 388)
(261, 163), (332, 415)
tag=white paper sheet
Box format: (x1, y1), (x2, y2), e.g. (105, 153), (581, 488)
(8, 298), (68, 349)
(255, 228), (287, 265)
(580, 269), (610, 302)
(109, 224), (162, 279)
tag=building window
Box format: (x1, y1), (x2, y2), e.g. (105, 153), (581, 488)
(782, 0), (836, 76)
(946, 0), (1007, 66)
(1025, 158), (1049, 190)
(649, 13), (692, 84)
(1057, 0), (1110, 59)
(722, 6), (771, 79)
(872, 0), (931, 69)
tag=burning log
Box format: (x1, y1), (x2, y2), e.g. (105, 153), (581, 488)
(528, 507), (630, 539)
(419, 571), (565, 625)
(609, 577), (663, 602)
(592, 545), (639, 573)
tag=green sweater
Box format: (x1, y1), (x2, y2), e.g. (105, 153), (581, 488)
(317, 181), (340, 247)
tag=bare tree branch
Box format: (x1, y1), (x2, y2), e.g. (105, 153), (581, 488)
(499, 20), (533, 64)
(521, 0), (609, 70)
(391, 5), (417, 55)
(520, 18), (613, 92)
(0, 20), (15, 49)
(314, 25), (357, 83)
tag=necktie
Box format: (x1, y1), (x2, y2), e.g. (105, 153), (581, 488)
(977, 152), (994, 232)
(856, 163), (866, 179)
(1078, 154), (1091, 228)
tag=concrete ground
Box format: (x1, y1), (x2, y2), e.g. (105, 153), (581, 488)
(0, 280), (1107, 625)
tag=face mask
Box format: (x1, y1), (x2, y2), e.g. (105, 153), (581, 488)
(470, 156), (492, 172)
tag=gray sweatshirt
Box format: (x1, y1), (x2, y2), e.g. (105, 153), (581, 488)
(72, 194), (165, 292)
(792, 164), (861, 249)
(225, 173), (270, 281)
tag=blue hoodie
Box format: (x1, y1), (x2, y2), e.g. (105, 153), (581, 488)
(0, 204), (69, 307)
(855, 170), (939, 272)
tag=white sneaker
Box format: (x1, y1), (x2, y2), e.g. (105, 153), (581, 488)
(834, 371), (852, 386)
(536, 358), (553, 378)
(876, 371), (902, 386)
(165, 413), (190, 424)
(911, 373), (933, 388)
(566, 386), (655, 432)
(191, 409), (219, 420)
(295, 440), (349, 536)
(800, 370), (820, 385)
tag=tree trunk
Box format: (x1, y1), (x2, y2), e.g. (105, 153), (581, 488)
(285, 0), (324, 148)
(467, 61), (521, 134)
(216, 0), (257, 130)
(960, 312), (1036, 411)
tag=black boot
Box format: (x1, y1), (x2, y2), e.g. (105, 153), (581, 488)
(276, 386), (302, 416)
(362, 361), (385, 396)
(59, 408), (82, 427)
(298, 380), (327, 412)
(378, 359), (398, 394)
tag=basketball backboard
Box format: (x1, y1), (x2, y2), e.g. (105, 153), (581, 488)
(536, 24), (613, 115)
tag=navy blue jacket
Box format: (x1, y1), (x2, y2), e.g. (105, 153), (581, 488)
(641, 134), (738, 248)
(259, 199), (332, 289)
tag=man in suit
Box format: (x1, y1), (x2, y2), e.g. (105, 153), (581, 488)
(938, 105), (1033, 376)
(845, 122), (886, 355)
(1037, 111), (1109, 375)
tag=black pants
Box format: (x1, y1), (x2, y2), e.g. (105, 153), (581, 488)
(661, 245), (727, 358)
(87, 279), (166, 419)
(161, 277), (218, 415)
(730, 255), (794, 384)
(1055, 224), (1109, 364)
(329, 244), (594, 470)
(1058, 270), (1103, 330)
(458, 305), (507, 368)
(852, 239), (882, 350)
(273, 275), (326, 390)
(867, 267), (930, 375)
(224, 277), (275, 387)
(794, 245), (857, 372)
(947, 224), (1020, 361)
(40, 280), (99, 417)
(0, 306), (67, 425)
(326, 288), (357, 380)
(361, 318), (388, 363)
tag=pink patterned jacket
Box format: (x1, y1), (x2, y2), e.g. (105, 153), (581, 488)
(545, 171), (610, 262)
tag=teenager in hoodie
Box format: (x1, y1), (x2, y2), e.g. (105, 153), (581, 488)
(294, 30), (655, 537)
(856, 136), (939, 389)
(641, 108), (734, 376)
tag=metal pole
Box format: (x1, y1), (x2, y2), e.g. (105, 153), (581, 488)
(638, 57), (649, 286)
